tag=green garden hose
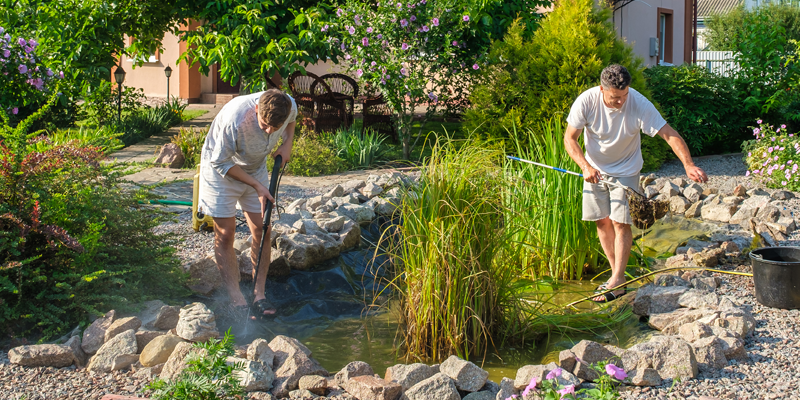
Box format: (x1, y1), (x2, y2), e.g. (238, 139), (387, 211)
(566, 266), (753, 309)
(138, 199), (193, 206)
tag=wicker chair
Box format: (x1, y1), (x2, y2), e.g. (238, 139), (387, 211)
(288, 71), (346, 133)
(362, 94), (396, 141)
(311, 73), (358, 128)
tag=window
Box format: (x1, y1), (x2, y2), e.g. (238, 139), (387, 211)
(656, 8), (673, 64)
(126, 36), (159, 64)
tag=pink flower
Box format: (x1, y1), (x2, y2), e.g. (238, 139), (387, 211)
(11, 107), (18, 114)
(401, 43), (409, 50)
(769, 147), (774, 152)
(783, 181), (788, 185)
(367, 27), (373, 33)
(758, 119), (763, 124)
(356, 68), (363, 77)
(782, 124), (787, 129)
(345, 54), (351, 60)
(348, 26), (356, 35)
(397, 2), (402, 8)
(791, 134), (795, 137)
(746, 171), (751, 177)
(780, 147), (785, 151)
(463, 15), (470, 22)
(557, 385), (576, 396)
(337, 8), (343, 16)
(18, 64), (26, 74)
(748, 152), (752, 157)
(422, 25), (429, 32)
(432, 17), (439, 26)
(400, 19), (408, 27)
(410, 15), (416, 21)
(321, 25), (328, 32)
(605, 364), (627, 380)
(452, 40), (458, 46)
(400, 67), (408, 76)
(371, 61), (377, 66)
(754, 128), (761, 135)
(362, 37), (369, 46)
(472, 64), (479, 70)
(58, 71), (64, 79)
(522, 377), (538, 397)
(546, 367), (563, 380)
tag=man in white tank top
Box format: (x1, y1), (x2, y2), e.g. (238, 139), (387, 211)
(565, 64), (707, 302)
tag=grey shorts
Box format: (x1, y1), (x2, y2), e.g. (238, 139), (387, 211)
(582, 175), (640, 225)
(198, 165), (269, 218)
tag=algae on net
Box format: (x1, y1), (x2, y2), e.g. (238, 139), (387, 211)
(626, 187), (669, 229)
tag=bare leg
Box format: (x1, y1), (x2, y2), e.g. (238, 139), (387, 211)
(593, 217), (630, 301)
(245, 211), (275, 315)
(213, 217), (247, 307)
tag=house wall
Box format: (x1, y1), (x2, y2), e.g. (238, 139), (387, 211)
(613, 0), (693, 66)
(121, 30), (182, 100)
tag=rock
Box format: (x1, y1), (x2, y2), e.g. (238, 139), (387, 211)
(480, 380), (500, 396)
(732, 184), (747, 197)
(702, 187), (718, 197)
(671, 177), (687, 188)
(184, 256), (222, 296)
(9, 344), (77, 368)
(324, 185), (344, 198)
(81, 310), (116, 355)
(135, 330), (166, 353)
(247, 338), (275, 367)
(558, 349), (577, 372)
(153, 306), (181, 331)
(87, 329), (138, 373)
(463, 391), (495, 400)
(678, 290), (719, 309)
(64, 336), (86, 367)
(293, 219), (324, 235)
(360, 182), (383, 198)
(669, 196), (692, 214)
(384, 363), (436, 391)
(175, 302), (219, 342)
(573, 360), (600, 381)
(134, 362), (165, 379)
(299, 375), (327, 395)
(270, 335), (312, 370)
(661, 182), (681, 197)
(319, 216), (346, 233)
(276, 232), (341, 271)
(651, 308), (719, 334)
(306, 196), (326, 211)
(703, 193), (720, 205)
(228, 357), (275, 392)
(440, 355), (488, 392)
(109, 354), (139, 371)
(250, 392), (277, 400)
(665, 254), (691, 269)
(772, 190), (794, 200)
(648, 286), (690, 315)
(286, 198), (308, 214)
(234, 237), (254, 254)
(335, 204), (375, 225)
(570, 340), (620, 366)
(632, 284), (657, 316)
(630, 368), (662, 386)
(642, 174), (657, 186)
(685, 201), (703, 218)
(131, 300), (167, 330)
(691, 336), (728, 372)
(655, 274), (690, 287)
(683, 186), (702, 203)
(644, 186), (659, 199)
(271, 352), (328, 398)
(160, 341), (205, 381)
(289, 389), (318, 399)
(342, 179), (367, 194)
(404, 373), (459, 400)
(713, 309), (756, 337)
(719, 178), (738, 195)
(678, 321), (715, 343)
(105, 317), (142, 343)
(722, 196), (743, 205)
(701, 203), (738, 223)
(495, 377), (518, 400)
(730, 206), (758, 226)
(773, 217), (797, 234)
(627, 336), (698, 380)
(155, 143), (185, 168)
(691, 277), (719, 291)
(140, 334), (185, 367)
(711, 330), (747, 360)
(756, 204), (782, 223)
(369, 197), (399, 216)
(514, 364), (548, 390)
(338, 220), (361, 250)
(341, 375), (402, 400)
(720, 241), (740, 253)
(692, 250), (722, 269)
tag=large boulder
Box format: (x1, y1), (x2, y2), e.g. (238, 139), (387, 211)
(136, 330), (166, 352)
(64, 336), (87, 367)
(404, 373), (460, 400)
(269, 335), (312, 370)
(81, 310), (116, 355)
(276, 232), (341, 271)
(384, 363), (436, 391)
(678, 290), (720, 310)
(140, 334), (185, 367)
(495, 377), (518, 400)
(271, 352), (328, 398)
(701, 204), (738, 223)
(632, 285), (688, 316)
(155, 143), (185, 168)
(625, 336), (698, 380)
(299, 375), (327, 396)
(105, 316), (142, 343)
(8, 344), (77, 368)
(184, 256), (223, 296)
(342, 376), (402, 400)
(247, 338), (275, 367)
(87, 329), (138, 373)
(160, 341), (206, 381)
(629, 368), (662, 387)
(440, 355), (489, 392)
(153, 306), (182, 331)
(176, 302), (219, 342)
(334, 204), (375, 225)
(691, 336), (728, 373)
(227, 356), (275, 392)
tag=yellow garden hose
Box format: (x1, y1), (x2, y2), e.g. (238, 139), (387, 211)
(565, 266), (753, 309)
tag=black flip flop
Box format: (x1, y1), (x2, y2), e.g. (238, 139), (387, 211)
(591, 289), (628, 303)
(251, 298), (277, 318)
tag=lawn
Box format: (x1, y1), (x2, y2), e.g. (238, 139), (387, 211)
(181, 109), (208, 121)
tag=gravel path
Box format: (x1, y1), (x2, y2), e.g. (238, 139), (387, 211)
(3, 155), (800, 400)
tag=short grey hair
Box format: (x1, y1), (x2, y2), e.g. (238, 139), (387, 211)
(600, 64), (632, 90)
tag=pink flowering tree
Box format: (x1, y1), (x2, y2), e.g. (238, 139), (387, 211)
(0, 26), (61, 119)
(329, 0), (542, 159)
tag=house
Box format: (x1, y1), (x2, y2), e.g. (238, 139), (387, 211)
(609, 0), (697, 66)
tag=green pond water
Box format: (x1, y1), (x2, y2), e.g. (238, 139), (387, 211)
(208, 216), (712, 383)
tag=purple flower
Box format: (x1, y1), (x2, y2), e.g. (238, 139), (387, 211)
(452, 40), (458, 46)
(2, 50), (9, 58)
(18, 64), (26, 74)
(401, 19), (408, 27)
(432, 17), (439, 26)
(746, 171), (751, 177)
(348, 26), (356, 35)
(782, 124), (787, 129)
(58, 71), (64, 79)
(362, 37), (369, 46)
(522, 376), (538, 397)
(758, 119), (763, 124)
(400, 67), (408, 76)
(472, 64), (479, 70)
(17, 38), (25, 46)
(377, 34), (383, 39)
(23, 46), (31, 54)
(401, 42), (409, 50)
(367, 27), (373, 33)
(463, 15), (470, 22)
(545, 367), (563, 380)
(371, 61), (377, 66)
(605, 364), (627, 380)
(321, 25), (328, 32)
(397, 2), (402, 8)
(410, 15), (416, 21)
(557, 385), (576, 396)
(428, 92), (437, 100)
(341, 43), (346, 50)
(27, 38), (36, 47)
(422, 25), (429, 32)
(337, 8), (344, 16)
(380, 78), (386, 85)
(354, 15), (361, 25)
(11, 107), (18, 114)
(356, 69), (364, 77)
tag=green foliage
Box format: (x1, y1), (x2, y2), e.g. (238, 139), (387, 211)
(643, 65), (750, 155)
(326, 126), (389, 168)
(283, 132), (348, 177)
(742, 120), (800, 190)
(0, 93), (188, 338)
(81, 81), (148, 128)
(704, 3), (800, 51)
(147, 329), (244, 400)
(30, 126), (124, 155)
(172, 127), (208, 170)
(465, 0), (648, 143)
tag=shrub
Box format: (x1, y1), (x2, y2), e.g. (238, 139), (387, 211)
(643, 64), (751, 156)
(172, 127), (208, 170)
(704, 3), (800, 51)
(465, 0), (648, 143)
(0, 95), (188, 338)
(81, 80), (148, 128)
(282, 133), (348, 177)
(742, 120), (800, 190)
(326, 126), (389, 169)
(28, 126), (124, 155)
(117, 105), (177, 146)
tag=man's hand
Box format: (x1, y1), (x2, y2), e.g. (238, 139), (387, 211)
(271, 141), (292, 168)
(255, 183), (275, 217)
(685, 164), (708, 184)
(581, 164), (602, 184)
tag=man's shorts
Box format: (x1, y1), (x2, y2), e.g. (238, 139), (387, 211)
(198, 166), (269, 218)
(582, 175), (640, 225)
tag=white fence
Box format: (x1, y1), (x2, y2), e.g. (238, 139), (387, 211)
(696, 51), (739, 76)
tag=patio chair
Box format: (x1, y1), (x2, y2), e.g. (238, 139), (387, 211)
(311, 73), (358, 128)
(288, 71), (346, 133)
(362, 94), (396, 142)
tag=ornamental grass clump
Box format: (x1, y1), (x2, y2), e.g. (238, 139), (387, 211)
(743, 119), (800, 191)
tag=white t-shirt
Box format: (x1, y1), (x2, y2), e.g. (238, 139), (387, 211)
(566, 86), (666, 177)
(200, 92), (297, 181)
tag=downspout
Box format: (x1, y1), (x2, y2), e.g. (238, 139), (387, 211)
(693, 0), (698, 63)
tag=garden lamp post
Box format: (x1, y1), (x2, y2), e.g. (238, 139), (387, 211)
(113, 65), (126, 124)
(164, 65), (172, 101)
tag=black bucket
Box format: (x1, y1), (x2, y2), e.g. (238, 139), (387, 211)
(750, 247), (800, 309)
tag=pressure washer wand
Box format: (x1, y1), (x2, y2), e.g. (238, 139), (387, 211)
(506, 155), (644, 197)
(253, 155), (283, 285)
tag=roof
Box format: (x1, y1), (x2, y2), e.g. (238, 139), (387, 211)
(697, 0), (741, 19)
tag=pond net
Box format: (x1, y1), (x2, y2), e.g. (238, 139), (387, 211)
(626, 187), (669, 230)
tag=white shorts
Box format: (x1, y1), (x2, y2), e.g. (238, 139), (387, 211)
(582, 175), (640, 225)
(198, 165), (269, 218)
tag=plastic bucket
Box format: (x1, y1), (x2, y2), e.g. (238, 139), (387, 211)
(749, 247), (800, 309)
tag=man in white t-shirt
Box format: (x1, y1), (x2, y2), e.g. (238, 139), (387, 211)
(565, 64), (707, 302)
(198, 89), (297, 316)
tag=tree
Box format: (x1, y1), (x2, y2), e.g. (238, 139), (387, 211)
(704, 3), (800, 51)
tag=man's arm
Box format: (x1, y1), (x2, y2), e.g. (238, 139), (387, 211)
(656, 124), (708, 183)
(272, 121), (296, 168)
(564, 124), (601, 184)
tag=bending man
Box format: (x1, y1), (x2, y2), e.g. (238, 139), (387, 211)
(565, 64), (707, 302)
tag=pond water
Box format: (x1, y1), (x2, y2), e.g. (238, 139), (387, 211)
(203, 217), (707, 383)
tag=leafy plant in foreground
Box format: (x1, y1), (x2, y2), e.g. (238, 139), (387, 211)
(742, 119), (800, 191)
(508, 360), (625, 399)
(327, 126), (389, 168)
(172, 127), (208, 170)
(147, 329), (244, 400)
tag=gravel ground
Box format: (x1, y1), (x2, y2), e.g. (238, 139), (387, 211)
(3, 155), (800, 400)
